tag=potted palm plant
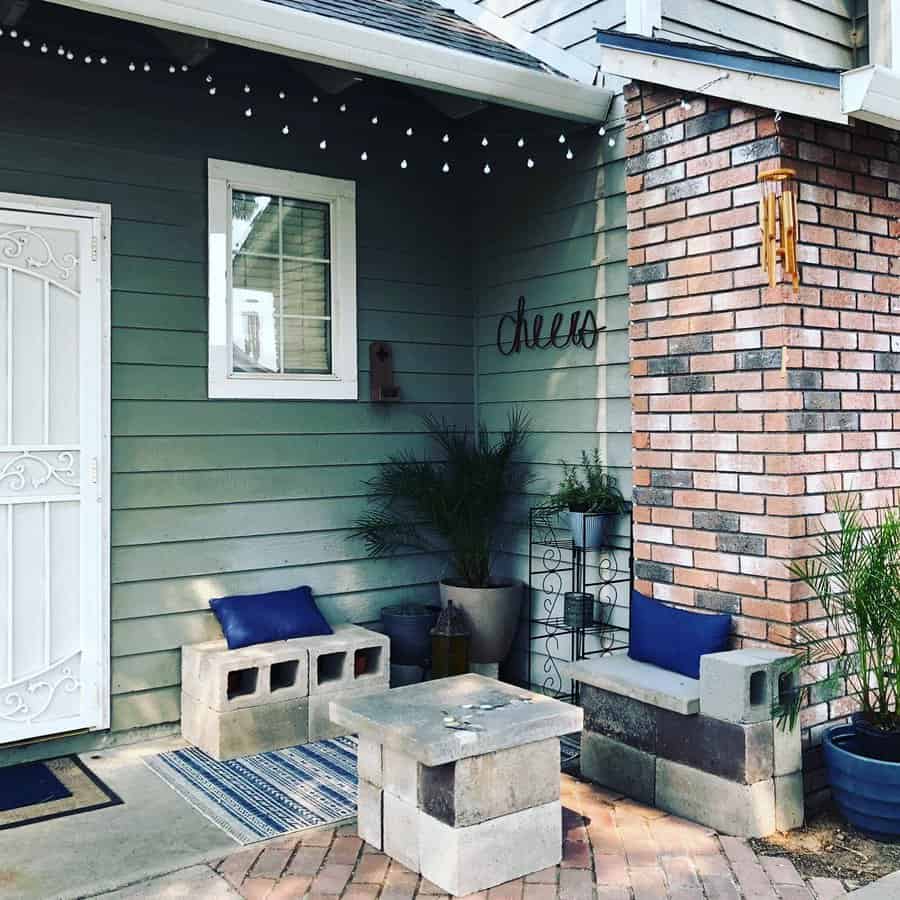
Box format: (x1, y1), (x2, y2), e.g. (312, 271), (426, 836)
(551, 449), (625, 549)
(351, 412), (530, 667)
(775, 498), (900, 838)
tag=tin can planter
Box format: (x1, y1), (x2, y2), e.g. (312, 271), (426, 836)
(567, 511), (612, 549)
(564, 592), (594, 628)
(824, 724), (900, 839)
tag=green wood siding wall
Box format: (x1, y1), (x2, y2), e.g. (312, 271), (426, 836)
(475, 0), (862, 69)
(470, 138), (632, 687)
(0, 54), (473, 760)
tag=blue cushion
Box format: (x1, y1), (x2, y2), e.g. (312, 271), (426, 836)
(628, 589), (731, 680)
(210, 585), (333, 650)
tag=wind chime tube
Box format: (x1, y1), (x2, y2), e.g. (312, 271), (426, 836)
(766, 191), (778, 289)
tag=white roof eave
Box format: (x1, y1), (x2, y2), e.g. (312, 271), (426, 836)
(47, 0), (613, 122)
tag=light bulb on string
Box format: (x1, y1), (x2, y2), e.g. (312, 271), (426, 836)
(9, 29), (16, 38)
(527, 158), (535, 168)
(483, 163), (491, 175)
(517, 137), (525, 148)
(339, 103), (347, 112)
(608, 136), (615, 147)
(278, 91), (286, 99)
(566, 147), (574, 160)
(360, 151), (368, 161)
(312, 95), (319, 103)
(598, 125), (606, 136)
(128, 61), (136, 71)
(244, 107), (253, 117)
(282, 124), (290, 135)
(680, 98), (691, 111)
(143, 62), (150, 71)
(22, 39), (30, 48)
(558, 133), (566, 143)
(400, 159), (408, 169)
(319, 139), (327, 150)
(40, 43), (47, 53)
(371, 116), (379, 125)
(481, 136), (488, 147)
(205, 74), (213, 83)
(406, 127), (413, 136)
(66, 51), (74, 60)
(181, 64), (188, 72)
(208, 86), (216, 95)
(243, 83), (251, 93)
(57, 45), (64, 56)
(442, 161), (450, 173)
(442, 133), (450, 143)
(84, 55), (93, 64)
(168, 64), (175, 73)
(100, 56), (107, 64)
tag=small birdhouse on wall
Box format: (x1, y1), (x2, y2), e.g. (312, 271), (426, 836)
(758, 168), (800, 293)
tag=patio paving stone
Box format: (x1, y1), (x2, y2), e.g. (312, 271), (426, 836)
(204, 773), (860, 900)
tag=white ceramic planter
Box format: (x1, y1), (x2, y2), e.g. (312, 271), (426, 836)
(567, 511), (612, 549)
(439, 579), (522, 665)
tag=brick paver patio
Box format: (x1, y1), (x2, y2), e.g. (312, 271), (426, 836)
(210, 774), (847, 900)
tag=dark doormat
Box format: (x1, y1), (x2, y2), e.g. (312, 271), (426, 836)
(0, 756), (122, 830)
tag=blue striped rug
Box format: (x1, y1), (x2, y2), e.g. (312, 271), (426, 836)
(144, 736), (358, 844)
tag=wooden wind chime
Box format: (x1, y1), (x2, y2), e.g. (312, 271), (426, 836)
(758, 168), (800, 293)
(758, 168), (800, 376)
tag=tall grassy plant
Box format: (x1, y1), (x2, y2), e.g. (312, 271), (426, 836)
(350, 412), (531, 588)
(775, 499), (900, 732)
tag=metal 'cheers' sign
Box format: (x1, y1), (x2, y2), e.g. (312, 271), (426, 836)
(496, 295), (604, 356)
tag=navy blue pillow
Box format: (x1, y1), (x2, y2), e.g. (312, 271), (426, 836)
(628, 589), (731, 680)
(210, 585), (333, 650)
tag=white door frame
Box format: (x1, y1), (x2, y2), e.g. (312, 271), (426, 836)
(0, 191), (112, 737)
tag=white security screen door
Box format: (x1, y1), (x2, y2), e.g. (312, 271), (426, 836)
(0, 199), (109, 745)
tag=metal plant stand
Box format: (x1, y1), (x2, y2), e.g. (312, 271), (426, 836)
(525, 504), (632, 702)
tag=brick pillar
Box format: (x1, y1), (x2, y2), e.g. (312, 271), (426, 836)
(625, 82), (900, 797)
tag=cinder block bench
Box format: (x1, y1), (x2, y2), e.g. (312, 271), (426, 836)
(182, 623), (389, 759)
(564, 649), (803, 838)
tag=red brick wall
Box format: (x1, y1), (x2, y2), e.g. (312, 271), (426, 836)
(625, 81), (900, 799)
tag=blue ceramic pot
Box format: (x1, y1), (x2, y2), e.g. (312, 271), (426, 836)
(824, 724), (900, 839)
(381, 604), (440, 666)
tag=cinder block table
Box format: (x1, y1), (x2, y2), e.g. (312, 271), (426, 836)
(330, 673), (582, 896)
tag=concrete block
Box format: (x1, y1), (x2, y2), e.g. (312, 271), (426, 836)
(382, 791), (420, 873)
(469, 662), (499, 679)
(357, 779), (383, 850)
(656, 710), (773, 784)
(358, 737), (383, 787)
(655, 757), (777, 837)
(181, 692), (309, 760)
(181, 638), (310, 712)
(418, 738), (560, 827)
(773, 720), (803, 776)
(581, 684), (659, 753)
(312, 679), (388, 741)
(418, 800), (562, 896)
(309, 624), (390, 695)
(699, 649), (793, 725)
(383, 747), (419, 806)
(564, 656), (700, 715)
(330, 674), (581, 767)
(774, 773), (804, 832)
(580, 731), (655, 806)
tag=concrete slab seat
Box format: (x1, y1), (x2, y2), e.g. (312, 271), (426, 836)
(564, 651), (804, 838)
(181, 623), (389, 760)
(331, 674), (582, 897)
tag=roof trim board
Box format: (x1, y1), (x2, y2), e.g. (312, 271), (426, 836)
(841, 64), (900, 131)
(595, 31), (846, 125)
(46, 0), (613, 121)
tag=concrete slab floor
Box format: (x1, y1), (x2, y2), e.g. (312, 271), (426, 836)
(0, 737), (239, 900)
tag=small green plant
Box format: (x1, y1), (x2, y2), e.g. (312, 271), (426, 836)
(773, 497), (900, 733)
(350, 411), (531, 589)
(550, 449), (626, 514)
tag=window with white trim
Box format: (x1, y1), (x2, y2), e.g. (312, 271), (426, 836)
(207, 159), (358, 400)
